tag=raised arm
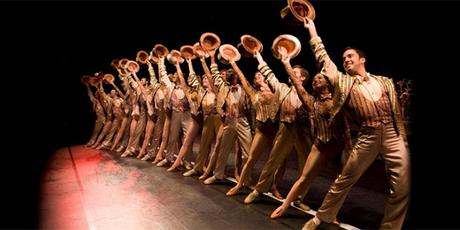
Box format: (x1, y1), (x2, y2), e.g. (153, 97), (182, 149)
(99, 81), (111, 103)
(209, 49), (228, 94)
(86, 84), (97, 104)
(174, 61), (190, 93)
(279, 47), (314, 113)
(304, 17), (340, 85)
(110, 81), (125, 98)
(158, 56), (174, 97)
(229, 60), (256, 101)
(147, 61), (159, 88)
(254, 51), (290, 99)
(200, 55), (219, 93)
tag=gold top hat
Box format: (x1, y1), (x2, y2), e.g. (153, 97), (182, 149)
(81, 75), (91, 84)
(272, 34), (302, 59)
(193, 42), (209, 58)
(153, 44), (169, 58)
(217, 53), (229, 65)
(280, 0), (316, 24)
(180, 45), (196, 60)
(119, 68), (128, 76)
(149, 50), (159, 64)
(200, 32), (221, 51)
(103, 73), (115, 84)
(111, 59), (120, 69)
(126, 60), (140, 73)
(88, 76), (100, 87)
(136, 50), (150, 64)
(219, 44), (241, 63)
(241, 35), (263, 55)
(119, 58), (129, 69)
(94, 71), (104, 80)
(167, 49), (185, 65)
(237, 43), (253, 58)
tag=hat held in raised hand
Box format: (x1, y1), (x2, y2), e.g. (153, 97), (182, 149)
(271, 34), (301, 60)
(240, 35), (263, 55)
(280, 0), (316, 25)
(180, 45), (196, 60)
(167, 49), (185, 65)
(200, 32), (221, 51)
(219, 44), (241, 64)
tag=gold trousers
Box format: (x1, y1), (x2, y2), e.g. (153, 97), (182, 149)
(316, 124), (410, 229)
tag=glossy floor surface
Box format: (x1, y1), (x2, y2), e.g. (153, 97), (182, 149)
(39, 145), (387, 229)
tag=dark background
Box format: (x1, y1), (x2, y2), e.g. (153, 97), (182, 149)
(0, 0), (458, 228)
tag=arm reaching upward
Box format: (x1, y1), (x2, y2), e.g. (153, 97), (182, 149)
(254, 51), (290, 99)
(304, 17), (340, 85)
(229, 60), (256, 100)
(199, 57), (217, 94)
(279, 47), (314, 113)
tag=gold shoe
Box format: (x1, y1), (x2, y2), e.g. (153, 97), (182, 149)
(244, 190), (260, 204)
(116, 145), (125, 153)
(121, 151), (133, 158)
(294, 199), (311, 211)
(141, 155), (151, 161)
(156, 159), (169, 167)
(226, 185), (242, 196)
(204, 176), (219, 185)
(183, 160), (193, 170)
(183, 169), (198, 177)
(302, 218), (320, 230)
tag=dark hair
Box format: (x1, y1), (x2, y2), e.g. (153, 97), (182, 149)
(343, 46), (366, 59)
(311, 73), (333, 98)
(226, 68), (236, 83)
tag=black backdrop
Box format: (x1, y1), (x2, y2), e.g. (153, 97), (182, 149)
(0, 0), (458, 228)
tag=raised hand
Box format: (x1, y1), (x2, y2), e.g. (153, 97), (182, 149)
(303, 17), (318, 38)
(278, 46), (290, 64)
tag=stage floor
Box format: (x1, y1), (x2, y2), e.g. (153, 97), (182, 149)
(39, 145), (386, 229)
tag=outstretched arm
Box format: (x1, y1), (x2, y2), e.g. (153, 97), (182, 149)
(86, 84), (97, 104)
(304, 17), (339, 85)
(198, 57), (217, 94)
(147, 61), (159, 88)
(229, 60), (256, 100)
(174, 62), (190, 93)
(111, 82), (125, 98)
(254, 51), (290, 99)
(279, 47), (314, 113)
(206, 50), (221, 94)
(158, 56), (174, 96)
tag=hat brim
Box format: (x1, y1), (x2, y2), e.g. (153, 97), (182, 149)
(281, 0), (316, 24)
(180, 45), (196, 60)
(154, 44), (169, 57)
(237, 43), (253, 58)
(289, 0), (316, 21)
(167, 50), (185, 65)
(271, 34), (301, 59)
(193, 42), (210, 58)
(241, 35), (263, 55)
(219, 44), (241, 63)
(200, 32), (221, 51)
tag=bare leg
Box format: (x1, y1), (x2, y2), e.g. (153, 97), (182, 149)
(271, 144), (328, 218)
(227, 128), (271, 196)
(153, 114), (171, 164)
(168, 120), (200, 172)
(137, 118), (155, 158)
(125, 115), (139, 153)
(91, 120), (112, 148)
(233, 141), (242, 181)
(199, 123), (224, 180)
(111, 116), (128, 150)
(87, 117), (104, 146)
